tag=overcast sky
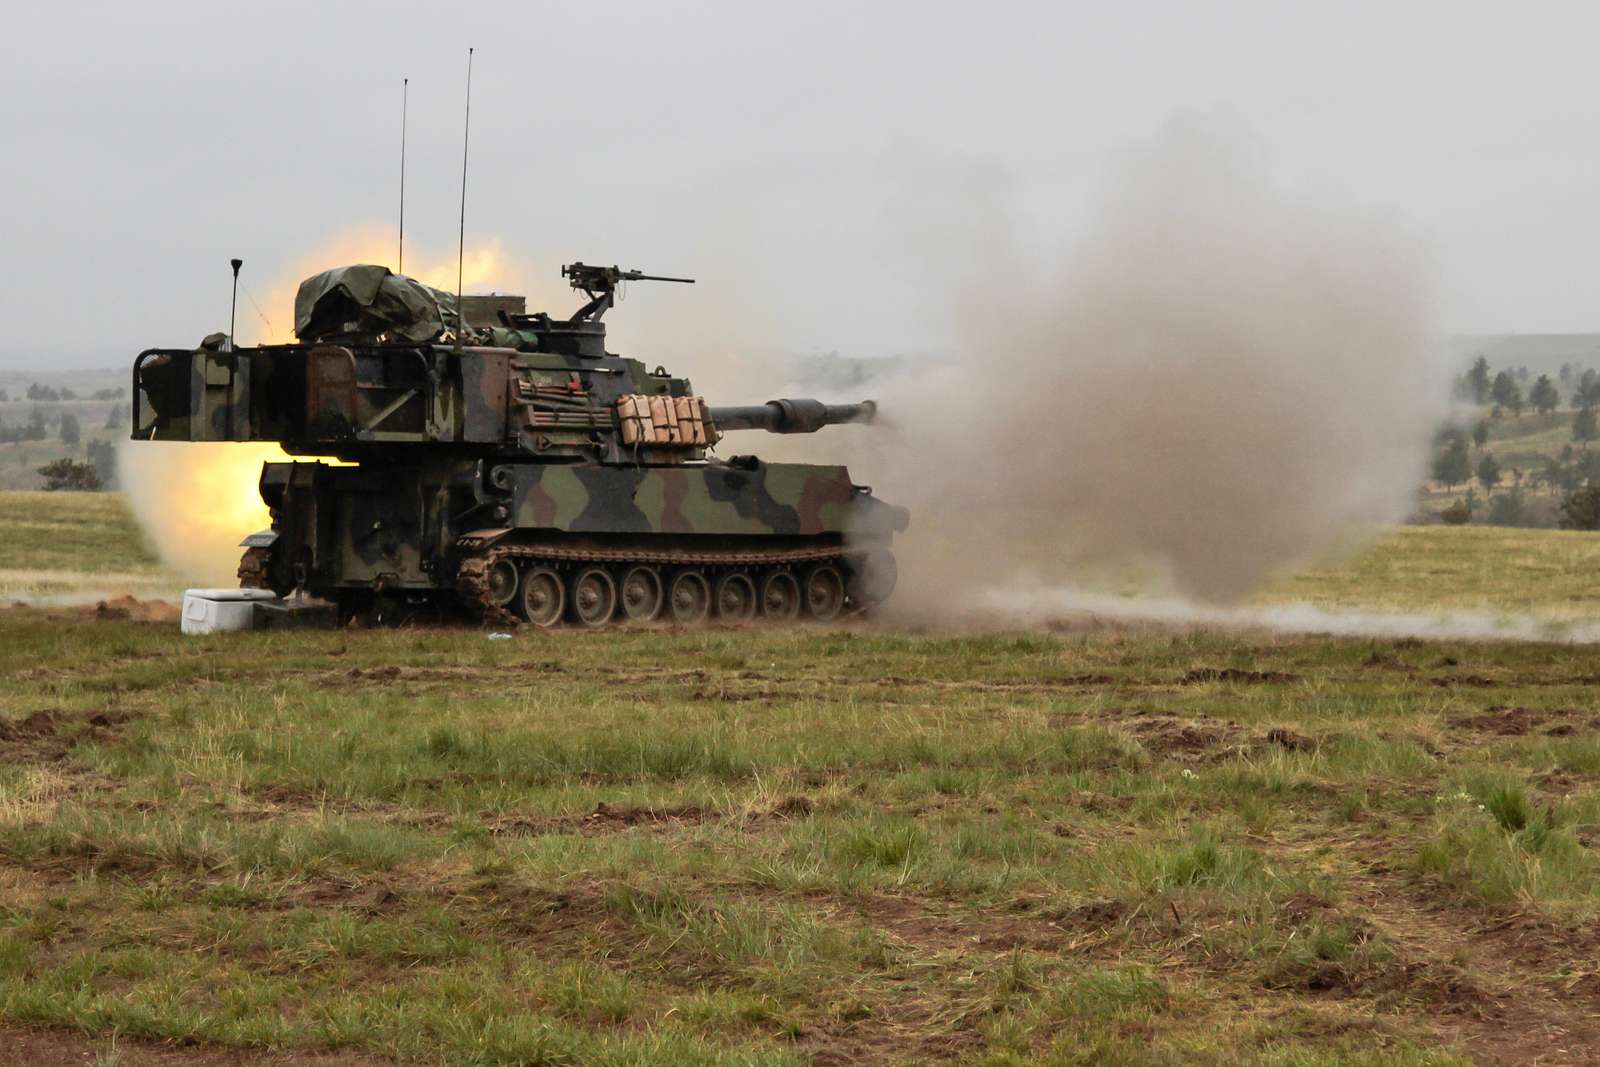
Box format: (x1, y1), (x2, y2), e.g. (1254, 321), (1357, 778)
(3, 1), (1598, 369)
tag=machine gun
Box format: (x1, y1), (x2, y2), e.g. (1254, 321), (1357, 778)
(561, 263), (694, 322)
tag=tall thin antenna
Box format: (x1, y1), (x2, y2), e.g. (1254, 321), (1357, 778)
(455, 47), (474, 351)
(398, 77), (408, 275)
(228, 258), (243, 352)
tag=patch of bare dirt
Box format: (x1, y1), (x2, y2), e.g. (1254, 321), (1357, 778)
(333, 666), (492, 686)
(873, 674), (1120, 694)
(1276, 890), (1338, 924)
(600, 667), (709, 686)
(1345, 874), (1600, 1066)
(845, 894), (1056, 954)
(0, 710), (60, 746)
(0, 708), (137, 763)
(1259, 901), (1485, 1007)
(234, 787), (814, 838)
(1429, 674), (1498, 689)
(838, 893), (1140, 960)
(92, 596), (180, 623)
(1125, 714), (1246, 761)
(482, 797), (817, 835)
(1451, 706), (1590, 737)
(689, 686), (779, 703)
(460, 880), (623, 943)
(1180, 667), (1299, 685)
(580, 800), (710, 828)
(0, 1025), (393, 1066)
(805, 1016), (981, 1067)
(1263, 727), (1317, 752)
(1070, 790), (1136, 816)
(800, 895), (1076, 1066)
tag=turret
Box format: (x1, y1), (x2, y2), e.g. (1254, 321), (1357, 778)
(133, 261), (883, 465)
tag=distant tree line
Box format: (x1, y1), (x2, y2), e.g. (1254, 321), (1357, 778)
(0, 401), (125, 444)
(1436, 354), (1600, 527)
(0, 409), (50, 444)
(3, 384), (126, 403)
(1459, 358), (1593, 425)
(16, 383), (126, 402)
(0, 396), (122, 489)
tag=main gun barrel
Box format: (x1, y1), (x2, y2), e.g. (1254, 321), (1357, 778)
(707, 398), (877, 434)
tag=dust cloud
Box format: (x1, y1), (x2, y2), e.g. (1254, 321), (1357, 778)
(852, 117), (1446, 617)
(970, 584), (1600, 644)
(117, 440), (290, 585)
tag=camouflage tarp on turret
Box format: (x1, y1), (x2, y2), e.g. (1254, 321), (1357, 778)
(294, 265), (460, 343)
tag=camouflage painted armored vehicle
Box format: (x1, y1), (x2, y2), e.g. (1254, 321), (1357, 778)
(132, 262), (907, 625)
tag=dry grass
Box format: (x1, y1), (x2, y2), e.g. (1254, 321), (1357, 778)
(0, 492), (177, 600)
(0, 492), (1597, 1063)
(0, 610), (1596, 1064)
(1266, 524), (1600, 618)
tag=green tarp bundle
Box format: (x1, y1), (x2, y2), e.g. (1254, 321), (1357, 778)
(294, 265), (460, 343)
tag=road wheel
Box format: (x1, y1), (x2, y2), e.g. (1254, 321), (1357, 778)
(668, 569), (711, 624)
(519, 565), (565, 627)
(714, 572), (757, 622)
(485, 558), (520, 606)
(570, 567), (617, 628)
(619, 565), (664, 621)
(759, 571), (801, 621)
(802, 564), (845, 621)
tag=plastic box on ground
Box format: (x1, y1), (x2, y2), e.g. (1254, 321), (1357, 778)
(180, 589), (280, 634)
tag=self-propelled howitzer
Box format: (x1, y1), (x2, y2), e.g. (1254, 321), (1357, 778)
(131, 262), (906, 626)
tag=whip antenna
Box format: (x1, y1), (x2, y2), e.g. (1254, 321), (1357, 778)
(455, 47), (474, 351)
(228, 258), (243, 352)
(398, 77), (408, 275)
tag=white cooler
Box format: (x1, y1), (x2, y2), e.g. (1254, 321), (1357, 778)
(181, 588), (281, 635)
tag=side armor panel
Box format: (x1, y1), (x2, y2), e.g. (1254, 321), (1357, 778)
(510, 463), (859, 536)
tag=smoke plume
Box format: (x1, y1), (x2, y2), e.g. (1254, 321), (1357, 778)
(855, 117), (1444, 614)
(118, 441), (289, 585)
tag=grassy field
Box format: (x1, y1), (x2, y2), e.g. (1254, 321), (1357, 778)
(1268, 525), (1600, 619)
(0, 491), (175, 600)
(2, 495), (1600, 1065)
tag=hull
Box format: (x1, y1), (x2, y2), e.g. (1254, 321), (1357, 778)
(512, 461), (883, 537)
(246, 458), (904, 624)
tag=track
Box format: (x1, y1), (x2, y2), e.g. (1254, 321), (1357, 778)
(235, 534), (893, 628)
(455, 534), (876, 628)
(237, 546), (272, 591)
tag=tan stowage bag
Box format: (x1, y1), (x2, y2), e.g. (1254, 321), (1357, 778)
(616, 395), (719, 447)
